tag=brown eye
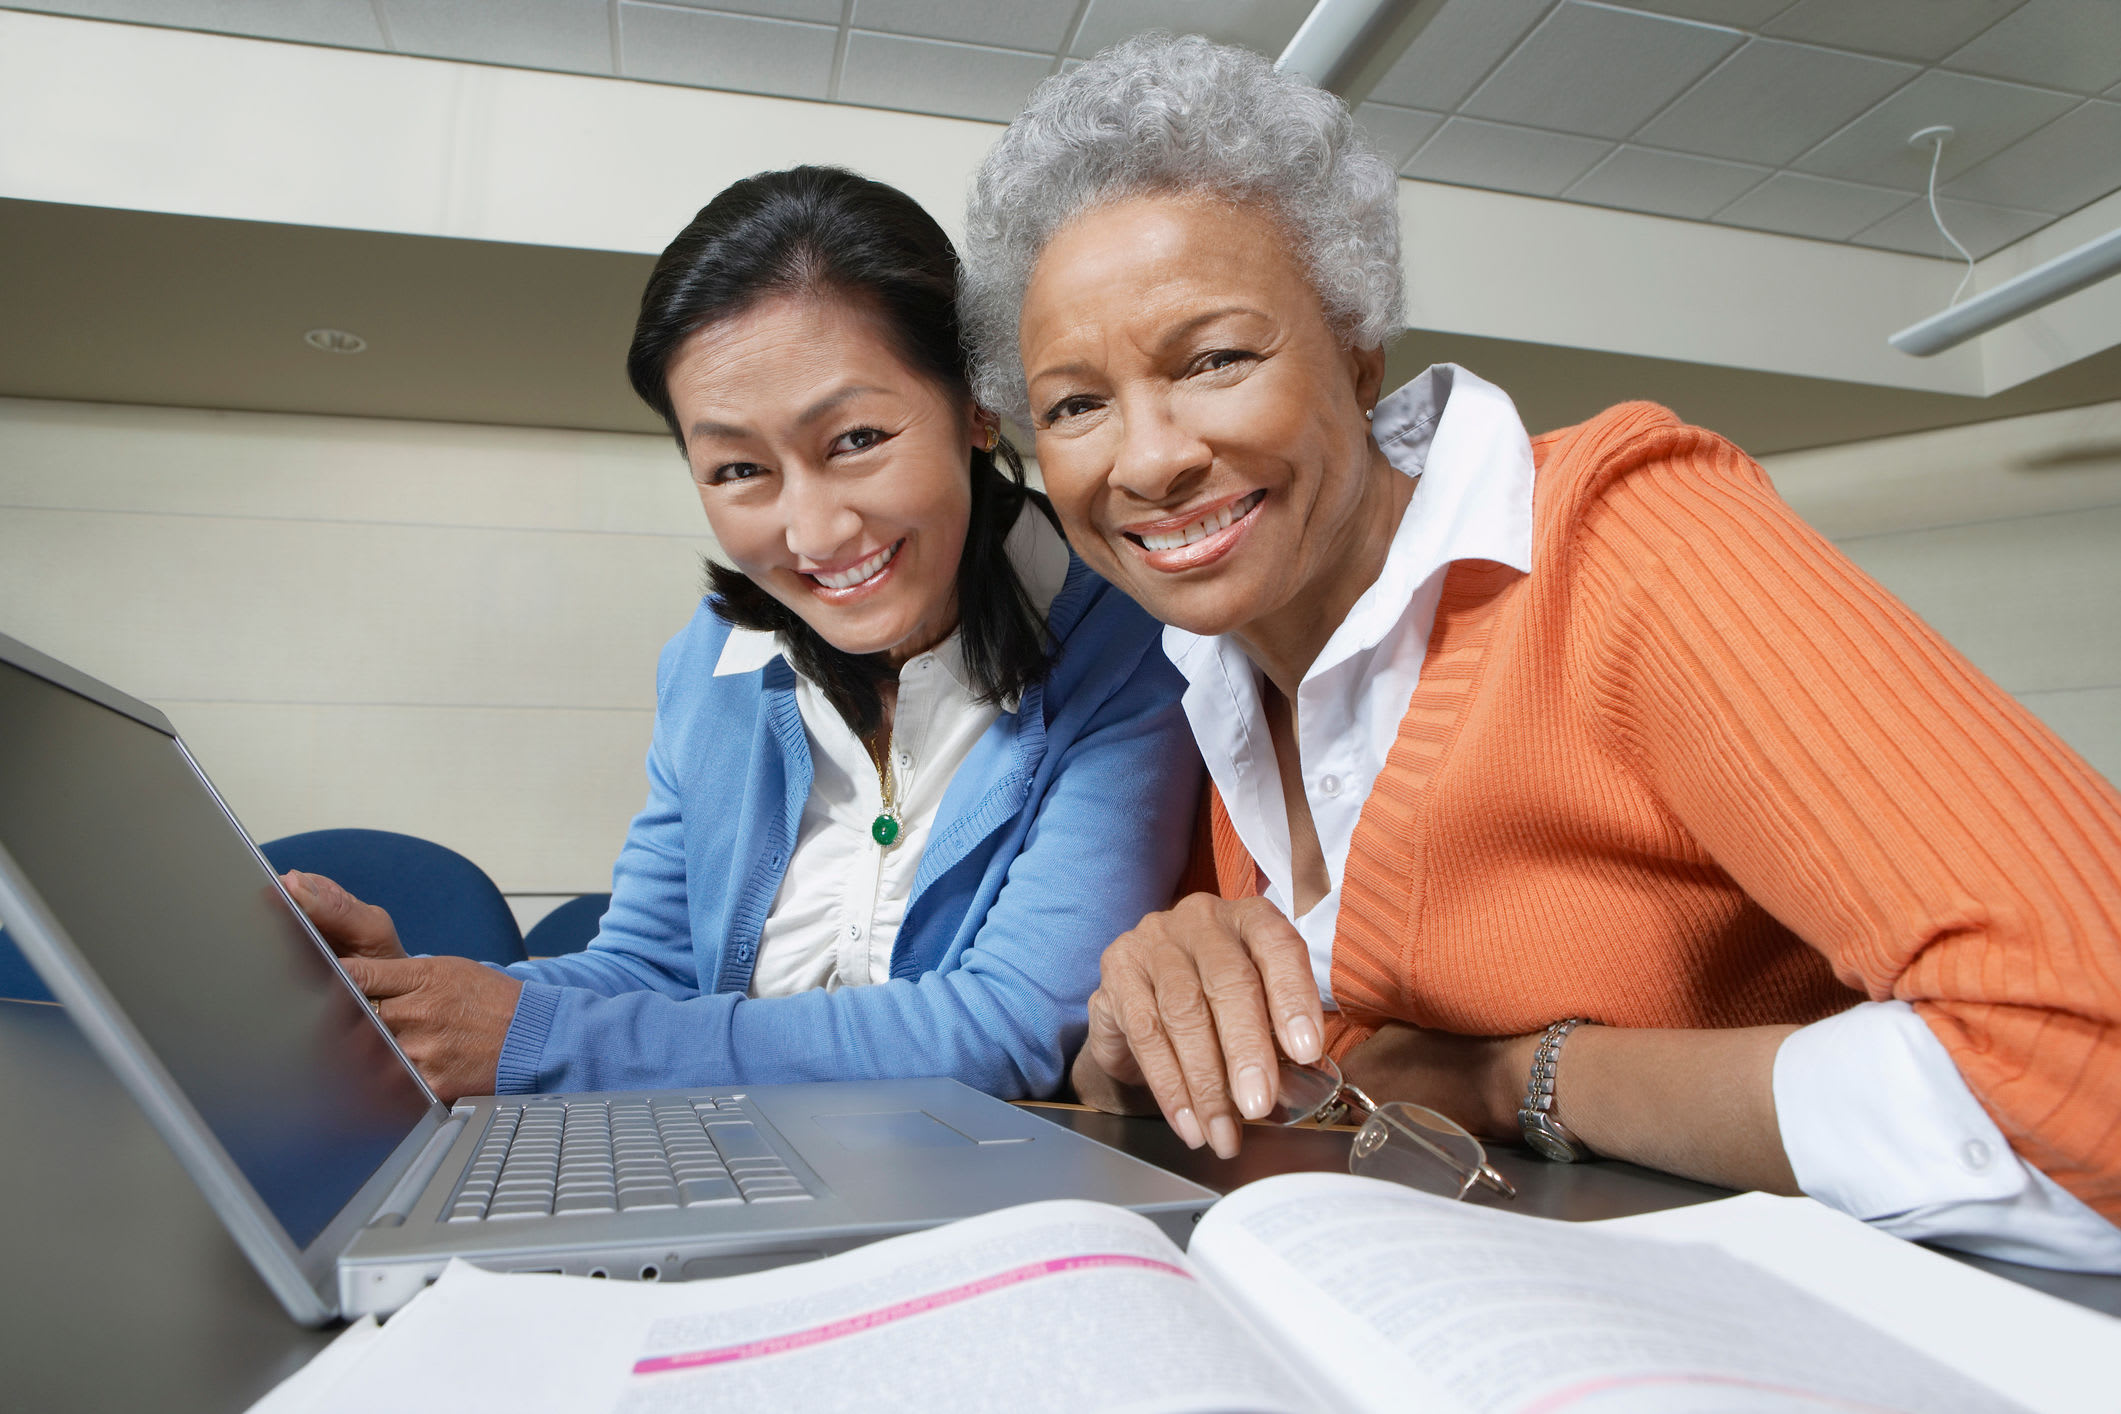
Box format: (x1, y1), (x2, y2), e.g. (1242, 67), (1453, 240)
(1043, 395), (1099, 426)
(832, 427), (889, 455)
(706, 462), (768, 486)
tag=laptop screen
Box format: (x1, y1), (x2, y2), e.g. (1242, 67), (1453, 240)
(0, 659), (435, 1249)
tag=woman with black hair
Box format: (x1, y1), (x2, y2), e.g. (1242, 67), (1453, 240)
(283, 166), (1201, 1102)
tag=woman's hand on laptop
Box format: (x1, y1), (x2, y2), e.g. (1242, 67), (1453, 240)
(282, 870), (516, 1100)
(338, 955), (520, 1103)
(281, 871), (408, 960)
(1071, 895), (1324, 1160)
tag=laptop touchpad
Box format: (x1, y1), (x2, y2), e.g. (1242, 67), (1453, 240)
(814, 1110), (976, 1150)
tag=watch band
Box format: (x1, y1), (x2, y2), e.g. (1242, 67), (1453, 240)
(1518, 1017), (1593, 1163)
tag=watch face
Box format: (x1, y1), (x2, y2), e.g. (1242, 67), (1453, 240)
(1524, 1116), (1582, 1164)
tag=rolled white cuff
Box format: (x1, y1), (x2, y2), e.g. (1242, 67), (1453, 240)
(1772, 1000), (2121, 1274)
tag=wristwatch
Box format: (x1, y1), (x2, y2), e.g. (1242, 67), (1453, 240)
(1518, 1017), (1593, 1163)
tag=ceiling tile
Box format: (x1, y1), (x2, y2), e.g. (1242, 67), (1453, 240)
(1460, 2), (1744, 141)
(1363, 0), (1553, 112)
(838, 32), (1054, 122)
(1069, 0), (1314, 60)
(851, 0), (1075, 53)
(1763, 0), (2022, 63)
(1565, 145), (1770, 219)
(651, 0), (841, 21)
(1402, 117), (1613, 197)
(1848, 194), (2053, 258)
(6, 0), (387, 47)
(1635, 40), (1917, 165)
(1609, 0), (1795, 23)
(381, 0), (613, 73)
(1942, 99), (2121, 213)
(1944, 0), (2121, 96)
(1354, 102), (1446, 167)
(619, 3), (838, 100)
(1791, 69), (2078, 190)
(1713, 170), (1914, 239)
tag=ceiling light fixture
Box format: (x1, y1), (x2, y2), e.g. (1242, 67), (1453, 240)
(303, 328), (367, 354)
(1890, 126), (2121, 359)
(1278, 0), (1403, 89)
(1891, 226), (2121, 357)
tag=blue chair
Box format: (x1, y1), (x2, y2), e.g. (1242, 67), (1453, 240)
(0, 926), (56, 1003)
(524, 893), (610, 958)
(260, 829), (526, 967)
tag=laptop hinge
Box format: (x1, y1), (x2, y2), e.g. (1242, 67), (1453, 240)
(366, 1114), (468, 1228)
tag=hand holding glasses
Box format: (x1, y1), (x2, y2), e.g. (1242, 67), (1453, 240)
(1270, 1054), (1516, 1201)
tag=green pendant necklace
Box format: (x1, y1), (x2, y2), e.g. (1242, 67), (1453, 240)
(868, 733), (901, 847)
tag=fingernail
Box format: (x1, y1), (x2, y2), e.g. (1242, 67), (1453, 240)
(1208, 1115), (1241, 1160)
(1286, 1015), (1320, 1062)
(1235, 1064), (1271, 1120)
(1171, 1107), (1205, 1149)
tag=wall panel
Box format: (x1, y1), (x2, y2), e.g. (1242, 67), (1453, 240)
(0, 396), (710, 916)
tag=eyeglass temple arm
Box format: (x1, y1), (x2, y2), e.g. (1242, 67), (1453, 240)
(1342, 1083), (1518, 1200)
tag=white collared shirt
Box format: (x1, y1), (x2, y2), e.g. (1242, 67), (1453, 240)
(1161, 363), (2121, 1271)
(714, 505), (1071, 998)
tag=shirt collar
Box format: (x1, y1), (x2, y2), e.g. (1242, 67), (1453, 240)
(1161, 362), (1535, 687)
(713, 499), (1074, 688)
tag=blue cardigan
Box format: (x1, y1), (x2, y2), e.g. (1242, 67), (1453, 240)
(496, 555), (1201, 1099)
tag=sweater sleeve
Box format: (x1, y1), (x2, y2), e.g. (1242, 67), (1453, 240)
(1567, 413), (2121, 1222)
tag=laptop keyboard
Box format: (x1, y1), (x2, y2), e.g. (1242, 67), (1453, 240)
(446, 1095), (813, 1222)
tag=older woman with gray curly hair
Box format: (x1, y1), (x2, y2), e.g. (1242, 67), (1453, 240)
(961, 33), (2121, 1269)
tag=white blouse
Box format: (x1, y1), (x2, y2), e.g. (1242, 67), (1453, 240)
(713, 506), (1071, 998)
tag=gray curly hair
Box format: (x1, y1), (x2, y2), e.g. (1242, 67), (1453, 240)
(960, 32), (1404, 426)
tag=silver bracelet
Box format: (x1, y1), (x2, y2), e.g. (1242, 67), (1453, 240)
(1518, 1017), (1593, 1163)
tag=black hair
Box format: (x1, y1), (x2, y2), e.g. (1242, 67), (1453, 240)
(627, 165), (1057, 738)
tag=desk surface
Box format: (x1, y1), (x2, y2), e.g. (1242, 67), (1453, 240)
(4, 998), (2114, 1414)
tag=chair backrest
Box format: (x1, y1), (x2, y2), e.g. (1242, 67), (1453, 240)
(258, 829), (526, 968)
(523, 893), (611, 958)
(0, 926), (56, 1003)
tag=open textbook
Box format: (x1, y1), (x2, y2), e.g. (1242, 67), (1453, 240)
(255, 1172), (2116, 1414)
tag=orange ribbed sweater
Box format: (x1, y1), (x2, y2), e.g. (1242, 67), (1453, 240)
(1202, 403), (2121, 1221)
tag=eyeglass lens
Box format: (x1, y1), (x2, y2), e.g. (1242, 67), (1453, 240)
(1270, 1056), (1348, 1125)
(1351, 1101), (1493, 1201)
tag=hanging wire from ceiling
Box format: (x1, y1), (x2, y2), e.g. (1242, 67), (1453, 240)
(1910, 125), (1976, 307)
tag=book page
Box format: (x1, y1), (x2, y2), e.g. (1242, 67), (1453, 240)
(1189, 1172), (2028, 1414)
(298, 1201), (1324, 1414)
(1598, 1193), (2119, 1414)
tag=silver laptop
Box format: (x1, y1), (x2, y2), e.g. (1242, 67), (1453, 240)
(0, 632), (1215, 1325)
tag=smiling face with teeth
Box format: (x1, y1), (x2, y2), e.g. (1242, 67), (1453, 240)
(1017, 195), (1409, 686)
(666, 292), (983, 666)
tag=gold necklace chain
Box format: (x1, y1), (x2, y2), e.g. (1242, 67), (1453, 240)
(865, 730), (901, 847)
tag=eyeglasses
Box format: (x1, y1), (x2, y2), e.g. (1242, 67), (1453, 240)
(1268, 1055), (1516, 1201)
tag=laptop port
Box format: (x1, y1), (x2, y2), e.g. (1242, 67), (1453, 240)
(639, 1264), (660, 1281)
